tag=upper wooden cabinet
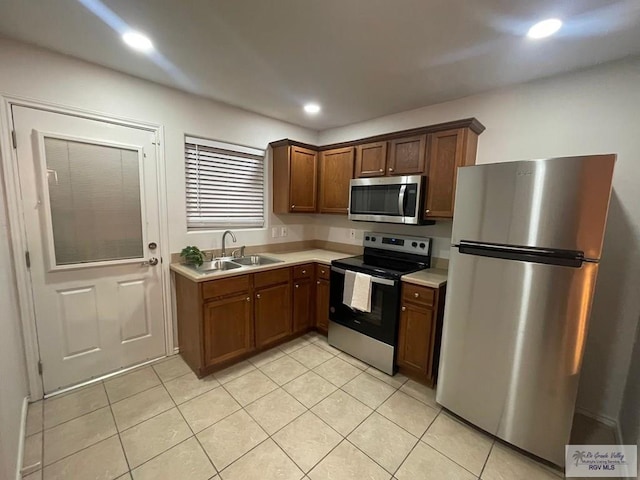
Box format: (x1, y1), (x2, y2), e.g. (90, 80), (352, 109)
(271, 117), (484, 218)
(355, 142), (387, 177)
(388, 135), (427, 175)
(319, 147), (354, 214)
(273, 144), (318, 213)
(424, 128), (478, 219)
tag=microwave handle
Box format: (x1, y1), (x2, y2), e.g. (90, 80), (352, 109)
(398, 184), (407, 216)
(330, 266), (396, 286)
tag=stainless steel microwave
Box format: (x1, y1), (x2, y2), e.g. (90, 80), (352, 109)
(348, 175), (426, 224)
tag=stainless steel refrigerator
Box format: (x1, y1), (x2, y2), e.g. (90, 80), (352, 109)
(436, 154), (616, 467)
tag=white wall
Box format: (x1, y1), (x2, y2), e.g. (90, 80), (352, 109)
(320, 57), (640, 423)
(620, 318), (640, 445)
(0, 164), (28, 480)
(0, 37), (319, 256)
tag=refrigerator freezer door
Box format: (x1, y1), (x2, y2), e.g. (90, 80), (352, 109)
(451, 155), (615, 260)
(436, 249), (598, 466)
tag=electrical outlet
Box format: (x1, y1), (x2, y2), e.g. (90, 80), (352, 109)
(271, 227), (279, 238)
(280, 226), (288, 237)
(349, 229), (356, 240)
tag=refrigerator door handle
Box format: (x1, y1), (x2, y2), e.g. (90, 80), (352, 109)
(458, 241), (585, 268)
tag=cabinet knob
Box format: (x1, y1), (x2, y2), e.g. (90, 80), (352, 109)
(321, 269), (325, 274)
(414, 292), (420, 298)
(302, 270), (306, 274)
(295, 284), (299, 288)
(425, 209), (430, 214)
(246, 297), (250, 302)
(256, 293), (261, 299)
(317, 280), (321, 285)
(402, 306), (406, 311)
(378, 169), (383, 172)
(389, 167), (394, 172)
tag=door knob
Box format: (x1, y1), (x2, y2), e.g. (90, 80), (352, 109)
(142, 258), (159, 266)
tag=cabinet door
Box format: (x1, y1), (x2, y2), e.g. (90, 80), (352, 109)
(319, 147), (354, 214)
(355, 142), (387, 177)
(255, 282), (292, 348)
(290, 146), (318, 212)
(315, 278), (330, 333)
(397, 302), (435, 376)
(388, 135), (427, 175)
(424, 129), (465, 218)
(203, 294), (253, 367)
(292, 278), (313, 333)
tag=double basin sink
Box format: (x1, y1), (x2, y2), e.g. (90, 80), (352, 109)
(188, 255), (283, 274)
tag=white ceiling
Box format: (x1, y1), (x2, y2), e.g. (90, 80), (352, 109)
(0, 0), (639, 130)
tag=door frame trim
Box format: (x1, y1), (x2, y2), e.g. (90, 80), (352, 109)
(0, 95), (173, 400)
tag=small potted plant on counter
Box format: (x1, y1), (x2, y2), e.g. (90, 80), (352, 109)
(180, 246), (205, 267)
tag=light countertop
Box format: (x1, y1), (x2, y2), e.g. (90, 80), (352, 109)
(401, 268), (449, 288)
(170, 248), (448, 287)
(170, 249), (350, 282)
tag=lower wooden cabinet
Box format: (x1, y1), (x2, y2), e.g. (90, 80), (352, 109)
(175, 262), (331, 377)
(204, 293), (253, 367)
(293, 278), (313, 333)
(397, 282), (446, 386)
(315, 278), (330, 334)
(255, 282), (292, 349)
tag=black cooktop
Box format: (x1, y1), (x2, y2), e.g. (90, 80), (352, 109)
(332, 249), (430, 279)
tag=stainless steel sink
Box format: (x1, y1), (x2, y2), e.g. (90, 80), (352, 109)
(189, 260), (243, 273)
(232, 255), (283, 267)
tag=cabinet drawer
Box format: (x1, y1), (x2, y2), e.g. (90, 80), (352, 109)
(316, 263), (330, 280)
(203, 275), (250, 301)
(254, 267), (291, 288)
(293, 263), (313, 280)
(402, 283), (435, 306)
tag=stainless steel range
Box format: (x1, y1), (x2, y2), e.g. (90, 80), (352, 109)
(328, 232), (432, 374)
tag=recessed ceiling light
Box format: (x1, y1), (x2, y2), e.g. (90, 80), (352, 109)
(122, 31), (154, 53)
(304, 103), (321, 114)
(527, 18), (562, 39)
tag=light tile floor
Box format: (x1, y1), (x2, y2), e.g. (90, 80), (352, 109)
(22, 332), (616, 480)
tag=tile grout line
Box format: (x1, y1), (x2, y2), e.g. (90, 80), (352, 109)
(478, 440), (495, 479)
(390, 409), (443, 478)
(169, 380), (220, 477)
(104, 380), (133, 477)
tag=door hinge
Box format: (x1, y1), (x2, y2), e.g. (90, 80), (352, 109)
(25, 251), (31, 268)
(11, 130), (17, 149)
(37, 360), (43, 375)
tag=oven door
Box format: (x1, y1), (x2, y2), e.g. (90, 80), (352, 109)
(329, 266), (400, 345)
(348, 176), (423, 224)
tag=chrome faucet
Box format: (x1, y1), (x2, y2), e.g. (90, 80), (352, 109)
(221, 230), (237, 258)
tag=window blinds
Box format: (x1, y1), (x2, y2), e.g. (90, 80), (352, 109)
(185, 136), (265, 229)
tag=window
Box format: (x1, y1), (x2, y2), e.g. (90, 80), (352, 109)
(185, 136), (265, 230)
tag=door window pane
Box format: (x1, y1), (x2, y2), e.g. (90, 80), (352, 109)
(44, 137), (143, 265)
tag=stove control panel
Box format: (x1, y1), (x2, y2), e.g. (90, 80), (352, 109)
(364, 232), (432, 256)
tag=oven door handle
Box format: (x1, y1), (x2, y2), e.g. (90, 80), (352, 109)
(330, 266), (396, 286)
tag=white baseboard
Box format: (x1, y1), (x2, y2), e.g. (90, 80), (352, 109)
(15, 396), (28, 480)
(574, 406), (622, 443)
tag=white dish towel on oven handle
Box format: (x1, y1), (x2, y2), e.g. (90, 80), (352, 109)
(343, 270), (372, 313)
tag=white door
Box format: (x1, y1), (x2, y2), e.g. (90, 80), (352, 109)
(13, 106), (166, 394)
